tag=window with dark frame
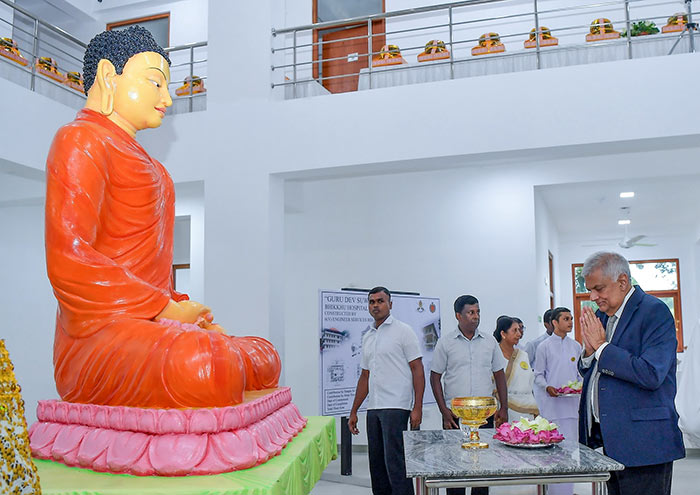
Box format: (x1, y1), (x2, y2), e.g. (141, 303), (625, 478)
(571, 259), (684, 352)
(107, 13), (170, 48)
(171, 263), (190, 293)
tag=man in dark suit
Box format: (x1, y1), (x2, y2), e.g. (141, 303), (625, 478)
(578, 252), (685, 495)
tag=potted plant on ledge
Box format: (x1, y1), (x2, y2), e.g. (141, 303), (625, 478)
(621, 20), (660, 37)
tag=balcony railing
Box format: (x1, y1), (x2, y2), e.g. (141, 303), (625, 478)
(271, 0), (697, 99)
(165, 41), (208, 114)
(0, 0), (206, 114)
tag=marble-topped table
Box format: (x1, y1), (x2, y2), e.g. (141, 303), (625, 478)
(404, 429), (624, 494)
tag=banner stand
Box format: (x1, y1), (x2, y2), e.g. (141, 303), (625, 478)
(340, 416), (352, 475)
(320, 288), (441, 478)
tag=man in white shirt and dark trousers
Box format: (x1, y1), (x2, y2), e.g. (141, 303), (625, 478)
(430, 295), (509, 495)
(349, 287), (425, 495)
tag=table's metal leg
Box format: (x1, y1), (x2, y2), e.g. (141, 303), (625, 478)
(415, 477), (438, 495)
(414, 476), (425, 495)
(593, 480), (607, 495)
(539, 483), (548, 494)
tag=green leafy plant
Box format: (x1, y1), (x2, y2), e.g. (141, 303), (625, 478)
(621, 20), (660, 37)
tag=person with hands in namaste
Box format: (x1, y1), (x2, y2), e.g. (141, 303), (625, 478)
(577, 252), (684, 495)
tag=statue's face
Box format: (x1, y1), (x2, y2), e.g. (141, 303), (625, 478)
(112, 51), (172, 133)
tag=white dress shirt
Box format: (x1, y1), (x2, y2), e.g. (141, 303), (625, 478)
(430, 326), (506, 405)
(361, 315), (422, 410)
(524, 331), (551, 368)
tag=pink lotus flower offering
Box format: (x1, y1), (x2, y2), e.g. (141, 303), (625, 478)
(555, 380), (583, 395)
(494, 416), (565, 445)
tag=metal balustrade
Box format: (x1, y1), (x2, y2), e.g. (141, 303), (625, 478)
(165, 41), (208, 114)
(0, 0), (206, 114)
(271, 0), (697, 98)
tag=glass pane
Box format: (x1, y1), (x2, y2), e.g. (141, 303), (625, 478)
(317, 0), (383, 22)
(629, 262), (678, 291)
(110, 17), (169, 47)
(580, 300), (599, 313)
(575, 260), (677, 292)
(655, 296), (682, 347)
(574, 266), (587, 293)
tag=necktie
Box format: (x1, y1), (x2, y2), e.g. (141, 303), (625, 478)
(605, 315), (617, 342)
(590, 315), (617, 425)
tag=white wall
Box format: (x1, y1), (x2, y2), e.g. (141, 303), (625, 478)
(532, 187), (560, 341)
(14, 0), (100, 43)
(0, 76), (76, 172)
(0, 202), (58, 426)
(0, 0), (14, 39)
(174, 181), (205, 303)
(89, 0), (208, 46)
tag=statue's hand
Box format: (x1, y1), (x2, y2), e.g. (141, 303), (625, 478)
(156, 299), (212, 325)
(202, 322), (226, 334)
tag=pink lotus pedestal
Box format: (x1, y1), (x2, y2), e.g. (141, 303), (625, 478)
(29, 387), (307, 476)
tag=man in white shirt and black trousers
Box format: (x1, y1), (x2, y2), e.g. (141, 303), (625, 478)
(349, 286), (425, 495)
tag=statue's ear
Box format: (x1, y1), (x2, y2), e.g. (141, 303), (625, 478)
(95, 59), (117, 115)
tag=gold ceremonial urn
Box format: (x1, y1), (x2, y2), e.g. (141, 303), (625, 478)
(451, 396), (498, 449)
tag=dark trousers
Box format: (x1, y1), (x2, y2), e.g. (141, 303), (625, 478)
(367, 409), (414, 495)
(445, 416), (494, 495)
(590, 421), (674, 495)
(607, 459), (673, 495)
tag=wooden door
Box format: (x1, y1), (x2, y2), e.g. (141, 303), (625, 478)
(312, 0), (386, 94)
(316, 22), (386, 93)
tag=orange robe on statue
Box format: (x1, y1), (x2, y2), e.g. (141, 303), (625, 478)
(45, 109), (280, 408)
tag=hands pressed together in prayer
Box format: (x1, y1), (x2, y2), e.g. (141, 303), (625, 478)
(579, 305), (606, 357)
(156, 299), (226, 333)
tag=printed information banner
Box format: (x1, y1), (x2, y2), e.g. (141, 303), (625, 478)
(319, 290), (440, 416)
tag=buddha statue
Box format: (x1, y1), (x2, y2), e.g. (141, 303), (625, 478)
(44, 26), (281, 409)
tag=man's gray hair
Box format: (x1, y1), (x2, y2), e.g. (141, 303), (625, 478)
(582, 251), (631, 281)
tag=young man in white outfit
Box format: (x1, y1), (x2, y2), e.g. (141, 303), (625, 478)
(349, 287), (425, 495)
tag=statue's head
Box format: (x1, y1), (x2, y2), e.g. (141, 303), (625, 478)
(83, 26), (172, 136)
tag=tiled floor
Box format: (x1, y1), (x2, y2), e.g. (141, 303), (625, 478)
(311, 450), (700, 494)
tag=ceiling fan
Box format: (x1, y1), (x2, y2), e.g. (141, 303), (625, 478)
(618, 224), (656, 249)
(582, 206), (657, 249)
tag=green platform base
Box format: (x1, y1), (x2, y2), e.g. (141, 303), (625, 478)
(35, 416), (337, 495)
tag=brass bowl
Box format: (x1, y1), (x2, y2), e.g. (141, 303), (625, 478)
(451, 396), (497, 449)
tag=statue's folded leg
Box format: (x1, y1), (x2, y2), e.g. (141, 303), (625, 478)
(54, 319), (247, 408)
(230, 336), (281, 390)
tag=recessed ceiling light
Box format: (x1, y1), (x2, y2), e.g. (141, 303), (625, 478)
(618, 219), (631, 225)
(620, 192), (635, 198)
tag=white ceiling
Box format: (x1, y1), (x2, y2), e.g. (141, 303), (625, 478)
(537, 173), (700, 242)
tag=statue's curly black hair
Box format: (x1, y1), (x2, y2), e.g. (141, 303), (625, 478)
(83, 26), (171, 92)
